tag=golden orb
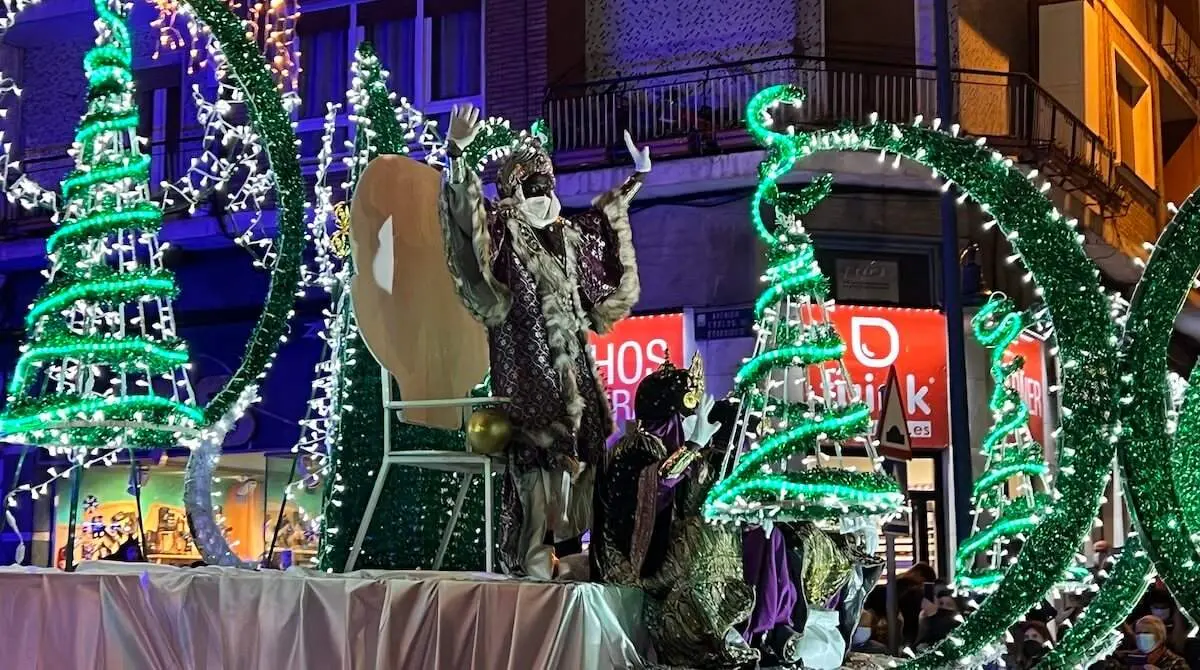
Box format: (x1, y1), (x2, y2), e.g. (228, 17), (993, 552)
(466, 407), (512, 455)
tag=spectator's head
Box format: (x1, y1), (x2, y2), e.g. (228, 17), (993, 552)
(935, 587), (958, 613)
(1021, 621), (1052, 661)
(1148, 590), (1175, 623)
(1134, 615), (1168, 653)
(902, 562), (938, 584)
(853, 610), (877, 648)
(1092, 540), (1111, 566)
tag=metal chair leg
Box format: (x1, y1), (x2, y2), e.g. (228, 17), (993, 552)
(484, 458), (494, 573)
(433, 471), (473, 570)
(345, 461), (391, 573)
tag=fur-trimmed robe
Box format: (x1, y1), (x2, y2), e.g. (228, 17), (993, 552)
(440, 161), (641, 569)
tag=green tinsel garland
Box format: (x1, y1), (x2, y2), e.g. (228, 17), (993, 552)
(1116, 193), (1200, 625)
(315, 41), (497, 572)
(731, 83), (1119, 668)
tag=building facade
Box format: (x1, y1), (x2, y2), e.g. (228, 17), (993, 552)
(0, 0), (1192, 569)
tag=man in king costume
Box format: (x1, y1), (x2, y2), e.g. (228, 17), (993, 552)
(592, 356), (759, 669)
(439, 103), (649, 578)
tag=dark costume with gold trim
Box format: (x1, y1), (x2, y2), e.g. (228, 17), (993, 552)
(593, 358), (758, 669)
(440, 136), (643, 576)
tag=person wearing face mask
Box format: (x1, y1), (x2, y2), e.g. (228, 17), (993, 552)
(440, 103), (650, 579)
(915, 587), (961, 649)
(1106, 615), (1188, 670)
(1012, 621), (1052, 669)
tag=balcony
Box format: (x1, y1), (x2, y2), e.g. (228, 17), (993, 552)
(544, 56), (1125, 216)
(1161, 5), (1200, 93)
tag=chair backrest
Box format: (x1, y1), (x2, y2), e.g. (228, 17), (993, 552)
(350, 155), (490, 429)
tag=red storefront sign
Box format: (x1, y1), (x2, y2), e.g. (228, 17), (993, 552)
(588, 314), (685, 427)
(822, 306), (949, 449)
(1006, 332), (1050, 448)
(589, 307), (1050, 451)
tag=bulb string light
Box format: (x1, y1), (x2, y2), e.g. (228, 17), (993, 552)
(703, 144), (903, 525)
(723, 85), (1117, 668)
(954, 294), (1089, 594)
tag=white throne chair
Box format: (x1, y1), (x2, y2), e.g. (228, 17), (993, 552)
(343, 155), (502, 573)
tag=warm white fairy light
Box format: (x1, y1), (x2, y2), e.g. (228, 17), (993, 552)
(151, 0), (299, 89)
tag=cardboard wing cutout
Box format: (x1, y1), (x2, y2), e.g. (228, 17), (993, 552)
(349, 155), (489, 429)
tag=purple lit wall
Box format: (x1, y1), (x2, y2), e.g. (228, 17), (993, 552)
(583, 0), (823, 80)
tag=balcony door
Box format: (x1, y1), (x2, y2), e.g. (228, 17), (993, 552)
(822, 0), (921, 126)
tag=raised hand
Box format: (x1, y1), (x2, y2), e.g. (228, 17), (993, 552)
(447, 103), (484, 152)
(623, 130), (651, 173)
(682, 394), (721, 447)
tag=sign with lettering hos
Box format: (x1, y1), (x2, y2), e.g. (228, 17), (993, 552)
(588, 314), (685, 428)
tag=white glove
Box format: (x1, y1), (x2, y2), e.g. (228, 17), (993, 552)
(447, 103), (484, 152)
(623, 130), (651, 173)
(682, 394), (721, 447)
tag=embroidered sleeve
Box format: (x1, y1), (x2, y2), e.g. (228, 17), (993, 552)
(439, 157), (512, 326)
(571, 173), (643, 333)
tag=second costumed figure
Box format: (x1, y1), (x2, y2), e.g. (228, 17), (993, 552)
(439, 103), (650, 578)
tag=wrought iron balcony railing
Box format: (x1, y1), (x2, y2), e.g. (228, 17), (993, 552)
(1161, 5), (1200, 92)
(544, 55), (1124, 214)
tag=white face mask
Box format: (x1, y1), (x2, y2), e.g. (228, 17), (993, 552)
(852, 626), (872, 646)
(1151, 607), (1172, 621)
(1136, 633), (1159, 653)
(517, 192), (561, 229)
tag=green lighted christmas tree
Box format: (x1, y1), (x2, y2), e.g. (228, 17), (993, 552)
(314, 42), (496, 571)
(705, 169), (902, 524)
(0, 0), (201, 452)
(954, 294), (1087, 593)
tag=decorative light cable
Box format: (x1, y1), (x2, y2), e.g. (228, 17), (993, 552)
(955, 294), (1089, 594)
(0, 0), (201, 452)
(150, 0), (299, 89)
(726, 85), (1117, 669)
(704, 155), (903, 526)
(1117, 193), (1200, 626)
(168, 0), (307, 566)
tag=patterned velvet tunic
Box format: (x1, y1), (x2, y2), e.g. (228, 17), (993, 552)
(440, 164), (640, 473)
(440, 155), (642, 571)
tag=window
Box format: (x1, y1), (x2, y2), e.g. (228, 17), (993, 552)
(297, 7), (352, 120)
(296, 0), (483, 128)
(135, 66), (183, 187)
(1113, 51), (1155, 186)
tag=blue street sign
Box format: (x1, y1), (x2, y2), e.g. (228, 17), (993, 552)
(694, 307), (755, 341)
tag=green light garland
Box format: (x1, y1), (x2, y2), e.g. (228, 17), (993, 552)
(954, 295), (1084, 594)
(26, 273), (177, 326)
(727, 85), (1116, 667)
(1115, 194), (1200, 626)
(1174, 365), (1200, 547)
(46, 202), (161, 253)
(1036, 537), (1154, 669)
(184, 0), (307, 425)
(703, 152), (901, 523)
(8, 337), (187, 394)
